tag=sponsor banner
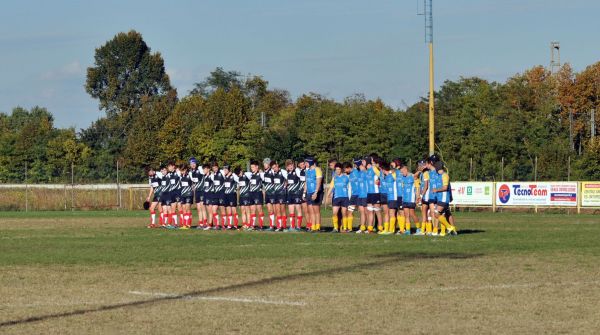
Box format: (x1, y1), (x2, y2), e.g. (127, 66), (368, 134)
(496, 182), (578, 207)
(450, 182), (494, 205)
(581, 182), (600, 207)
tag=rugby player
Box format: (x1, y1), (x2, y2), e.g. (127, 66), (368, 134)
(248, 160), (264, 229)
(432, 161), (458, 236)
(326, 162), (350, 233)
(262, 158), (274, 229)
(380, 162), (397, 235)
(270, 161), (287, 231)
(179, 164), (193, 229)
(145, 167), (162, 228)
(285, 160), (303, 231)
(400, 164), (419, 235)
(304, 157), (323, 232)
(222, 165), (238, 229)
(364, 155), (382, 233)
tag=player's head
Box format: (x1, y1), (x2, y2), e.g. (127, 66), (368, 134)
(160, 165), (167, 174)
(167, 161), (176, 172)
(401, 164), (409, 175)
(201, 163), (210, 174)
(234, 166), (242, 176)
(334, 162), (342, 175)
(434, 161), (445, 173)
(180, 164), (188, 174)
(343, 162), (353, 174)
(270, 160), (280, 172)
(222, 164), (230, 174)
(211, 161), (219, 173)
(263, 158), (271, 171)
(298, 160), (306, 169)
(328, 158), (338, 170)
(250, 160), (259, 173)
(353, 157), (362, 169)
(145, 166), (155, 177)
(304, 157), (316, 168)
(391, 158), (403, 169)
(417, 159), (427, 171)
(380, 161), (391, 174)
(189, 157), (198, 169)
(285, 159), (294, 171)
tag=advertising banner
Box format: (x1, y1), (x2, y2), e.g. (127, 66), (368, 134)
(450, 182), (494, 205)
(495, 182), (578, 207)
(581, 182), (600, 207)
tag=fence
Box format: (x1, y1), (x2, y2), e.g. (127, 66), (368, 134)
(450, 181), (600, 213)
(0, 181), (599, 213)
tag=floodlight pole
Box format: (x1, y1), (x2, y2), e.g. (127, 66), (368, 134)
(420, 0), (435, 155)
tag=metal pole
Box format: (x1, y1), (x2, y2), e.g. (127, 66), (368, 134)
(117, 160), (121, 209)
(71, 162), (74, 211)
(25, 162), (28, 212)
(428, 42), (435, 156)
(592, 108), (596, 139)
(568, 156), (571, 181)
(501, 157), (504, 181)
(469, 157), (473, 181)
(534, 156), (538, 181)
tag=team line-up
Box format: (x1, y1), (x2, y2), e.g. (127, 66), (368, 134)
(145, 154), (458, 236)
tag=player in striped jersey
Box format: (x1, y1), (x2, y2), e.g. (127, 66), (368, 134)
(236, 167), (252, 230)
(285, 160), (303, 231)
(222, 165), (239, 229)
(178, 164), (193, 229)
(189, 158), (205, 229)
(145, 167), (162, 228)
(262, 158), (276, 230)
(248, 160), (264, 229)
(270, 161), (288, 231)
(208, 162), (225, 229)
(297, 160), (308, 230)
(400, 164), (419, 236)
(326, 162), (350, 233)
(163, 161), (181, 228)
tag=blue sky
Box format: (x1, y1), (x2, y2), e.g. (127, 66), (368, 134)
(1, 0), (598, 129)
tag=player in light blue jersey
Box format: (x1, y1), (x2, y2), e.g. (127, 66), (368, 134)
(400, 164), (419, 236)
(355, 160), (369, 233)
(326, 163), (350, 233)
(364, 155), (383, 233)
(345, 161), (360, 232)
(380, 162), (397, 235)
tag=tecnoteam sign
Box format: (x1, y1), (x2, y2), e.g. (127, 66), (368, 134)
(495, 182), (578, 207)
(450, 182), (493, 205)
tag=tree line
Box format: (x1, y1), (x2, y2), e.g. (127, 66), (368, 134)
(1, 30), (599, 183)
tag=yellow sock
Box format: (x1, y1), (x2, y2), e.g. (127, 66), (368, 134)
(426, 222), (432, 233)
(416, 221), (421, 230)
(398, 216), (406, 232)
(396, 215), (402, 231)
(333, 217), (339, 230)
(440, 224), (446, 235)
(383, 222), (389, 232)
(405, 219), (411, 232)
(367, 225), (373, 232)
(438, 215), (451, 229)
(360, 224), (366, 231)
(347, 216), (353, 230)
(389, 217), (396, 233)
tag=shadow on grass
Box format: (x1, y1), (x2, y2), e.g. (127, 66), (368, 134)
(457, 229), (485, 235)
(0, 251), (483, 329)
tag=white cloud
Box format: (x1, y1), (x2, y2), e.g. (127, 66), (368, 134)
(40, 61), (83, 80)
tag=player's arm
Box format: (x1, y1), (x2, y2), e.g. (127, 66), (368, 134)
(147, 184), (154, 202)
(313, 168), (323, 200)
(439, 174), (449, 192)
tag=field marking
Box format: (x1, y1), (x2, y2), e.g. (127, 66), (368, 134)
(276, 280), (600, 297)
(128, 291), (306, 306)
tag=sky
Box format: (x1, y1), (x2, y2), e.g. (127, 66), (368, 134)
(1, 0), (599, 129)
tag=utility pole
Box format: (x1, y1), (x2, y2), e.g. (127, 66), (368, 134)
(419, 0), (435, 155)
(550, 42), (560, 74)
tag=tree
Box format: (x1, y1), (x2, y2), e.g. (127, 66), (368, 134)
(190, 67), (243, 97)
(85, 30), (173, 116)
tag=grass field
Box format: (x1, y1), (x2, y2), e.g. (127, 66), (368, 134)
(1, 210), (599, 334)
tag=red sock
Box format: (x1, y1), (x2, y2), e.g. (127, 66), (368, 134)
(258, 213), (264, 228)
(250, 214), (256, 227)
(212, 213), (217, 227)
(268, 213), (274, 228)
(282, 216), (287, 229)
(159, 213), (164, 225)
(234, 213), (239, 227)
(187, 212), (192, 226)
(298, 216), (303, 229)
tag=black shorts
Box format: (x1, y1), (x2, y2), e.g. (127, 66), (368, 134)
(205, 193), (224, 206)
(194, 190), (204, 204)
(267, 193), (286, 205)
(357, 197), (367, 207)
(171, 191), (181, 204)
(286, 193), (303, 205)
(250, 192), (263, 205)
(181, 196), (193, 205)
(380, 193), (388, 204)
(152, 194), (160, 203)
(367, 193), (381, 205)
(350, 195), (359, 206)
(332, 197), (349, 207)
(306, 191), (324, 205)
(160, 192), (173, 206)
(403, 202), (417, 209)
(224, 193), (238, 207)
(436, 201), (449, 210)
(239, 196), (253, 206)
(387, 200), (398, 210)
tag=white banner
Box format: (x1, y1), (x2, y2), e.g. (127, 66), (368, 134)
(581, 182), (600, 207)
(496, 182), (578, 207)
(450, 182), (494, 205)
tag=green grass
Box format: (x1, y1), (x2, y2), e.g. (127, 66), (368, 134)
(1, 211), (600, 334)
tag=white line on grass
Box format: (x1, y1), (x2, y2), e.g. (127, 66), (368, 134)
(127, 291), (306, 306)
